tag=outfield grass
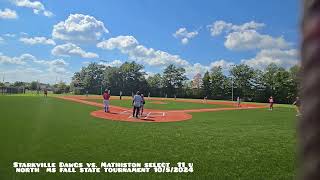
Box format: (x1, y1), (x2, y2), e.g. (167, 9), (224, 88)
(0, 96), (297, 179)
(86, 99), (231, 110)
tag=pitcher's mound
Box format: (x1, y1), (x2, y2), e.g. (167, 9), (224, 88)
(91, 109), (192, 123)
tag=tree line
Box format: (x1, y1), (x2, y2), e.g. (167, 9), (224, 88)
(70, 61), (300, 104)
(0, 81), (70, 94)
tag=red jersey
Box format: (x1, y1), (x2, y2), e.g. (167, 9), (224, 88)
(103, 92), (110, 100)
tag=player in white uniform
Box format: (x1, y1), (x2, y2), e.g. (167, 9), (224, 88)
(132, 91), (142, 118)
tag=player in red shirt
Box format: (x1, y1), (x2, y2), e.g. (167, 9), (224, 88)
(103, 89), (111, 113)
(269, 96), (274, 110)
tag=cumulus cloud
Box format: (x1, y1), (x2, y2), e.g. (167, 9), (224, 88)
(0, 53), (35, 65)
(47, 59), (69, 73)
(208, 20), (291, 51)
(0, 37), (4, 44)
(97, 35), (219, 78)
(173, 28), (198, 45)
(0, 52), (69, 73)
(98, 60), (123, 67)
(210, 59), (235, 69)
(184, 63), (209, 77)
(208, 20), (265, 36)
(0, 8), (18, 19)
(11, 0), (53, 17)
(1, 67), (72, 83)
(97, 35), (189, 67)
(0, 52), (72, 83)
(241, 49), (299, 70)
(33, 58), (69, 73)
(52, 43), (99, 58)
(3, 33), (16, 38)
(34, 58), (68, 66)
(20, 32), (28, 36)
(52, 14), (109, 42)
(20, 36), (56, 45)
(97, 35), (138, 50)
(224, 30), (290, 50)
(97, 35), (224, 77)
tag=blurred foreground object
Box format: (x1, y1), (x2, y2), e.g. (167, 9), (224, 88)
(300, 0), (320, 179)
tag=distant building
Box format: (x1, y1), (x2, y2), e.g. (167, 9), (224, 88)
(4, 82), (10, 87)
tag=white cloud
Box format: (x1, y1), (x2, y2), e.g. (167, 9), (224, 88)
(0, 8), (18, 19)
(97, 35), (138, 50)
(97, 35), (221, 78)
(1, 67), (72, 84)
(208, 20), (291, 51)
(52, 14), (108, 42)
(3, 33), (16, 38)
(210, 59), (235, 69)
(20, 36), (56, 45)
(52, 43), (99, 58)
(241, 49), (299, 70)
(34, 58), (68, 66)
(47, 59), (69, 73)
(98, 60), (123, 67)
(0, 37), (4, 44)
(184, 63), (209, 77)
(208, 20), (265, 36)
(20, 32), (28, 36)
(0, 53), (35, 65)
(173, 28), (198, 45)
(33, 58), (69, 73)
(181, 38), (188, 45)
(97, 35), (189, 67)
(144, 71), (156, 78)
(0, 52), (72, 83)
(224, 30), (290, 50)
(11, 0), (53, 17)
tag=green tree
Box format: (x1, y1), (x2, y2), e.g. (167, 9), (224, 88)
(162, 64), (187, 97)
(191, 73), (203, 98)
(71, 63), (105, 94)
(287, 65), (300, 102)
(53, 81), (69, 94)
(103, 66), (122, 93)
(118, 62), (146, 95)
(251, 69), (266, 102)
(263, 63), (281, 97)
(230, 64), (255, 100)
(210, 66), (227, 99)
(30, 81), (38, 91)
(147, 73), (163, 96)
(13, 81), (26, 87)
(202, 71), (211, 98)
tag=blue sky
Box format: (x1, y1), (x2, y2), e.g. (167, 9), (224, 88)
(0, 0), (300, 84)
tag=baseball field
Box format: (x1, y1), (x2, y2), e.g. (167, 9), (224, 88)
(0, 94), (297, 179)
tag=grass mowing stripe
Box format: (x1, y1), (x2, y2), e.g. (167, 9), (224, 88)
(85, 99), (231, 110)
(0, 96), (296, 179)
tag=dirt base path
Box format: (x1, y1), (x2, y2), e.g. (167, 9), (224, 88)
(57, 96), (267, 123)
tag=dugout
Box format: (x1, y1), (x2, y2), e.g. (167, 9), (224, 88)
(0, 87), (25, 95)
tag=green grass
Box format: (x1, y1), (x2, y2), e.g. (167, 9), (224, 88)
(86, 99), (231, 110)
(0, 95), (297, 180)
